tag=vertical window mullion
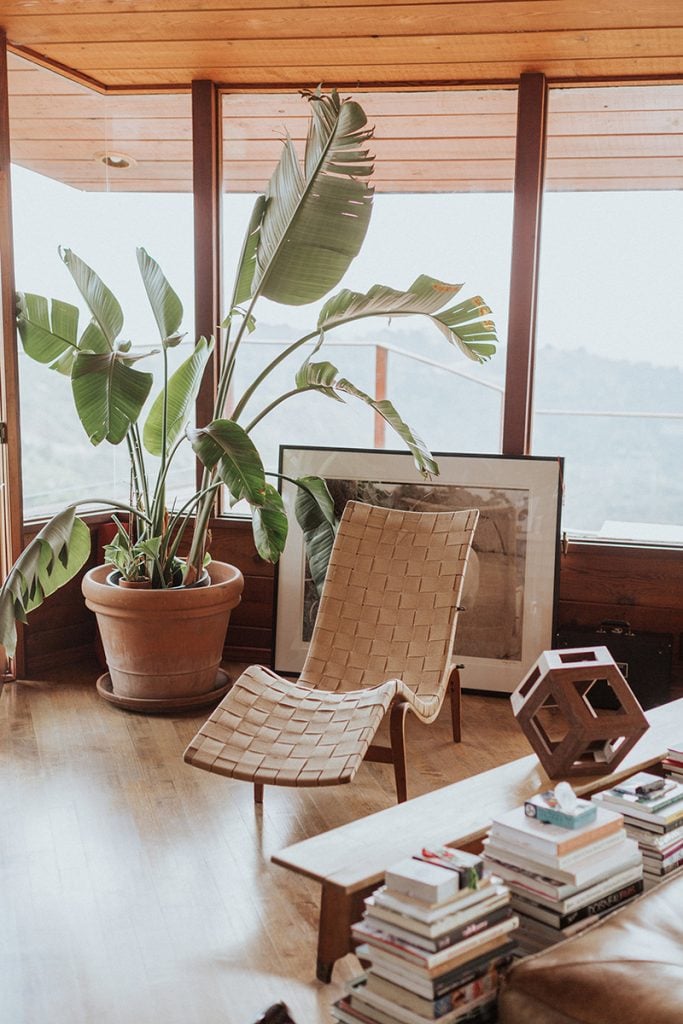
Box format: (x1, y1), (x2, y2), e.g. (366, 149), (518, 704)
(192, 79), (222, 494)
(502, 72), (548, 455)
(0, 32), (25, 676)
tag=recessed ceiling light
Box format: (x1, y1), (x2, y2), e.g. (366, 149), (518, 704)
(96, 152), (136, 169)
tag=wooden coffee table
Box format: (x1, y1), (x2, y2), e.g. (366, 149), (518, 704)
(272, 697), (683, 981)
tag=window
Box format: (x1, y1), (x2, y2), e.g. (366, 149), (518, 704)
(8, 54), (195, 518)
(533, 85), (683, 545)
(221, 89), (516, 483)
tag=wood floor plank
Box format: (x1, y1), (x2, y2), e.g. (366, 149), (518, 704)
(0, 656), (531, 1023)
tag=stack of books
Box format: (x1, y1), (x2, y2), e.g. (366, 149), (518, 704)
(662, 742), (683, 781)
(331, 848), (518, 1024)
(482, 794), (643, 953)
(592, 771), (683, 890)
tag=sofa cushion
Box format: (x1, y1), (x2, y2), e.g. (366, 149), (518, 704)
(498, 872), (683, 1024)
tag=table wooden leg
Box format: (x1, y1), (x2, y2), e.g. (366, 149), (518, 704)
(316, 883), (379, 982)
(316, 881), (354, 982)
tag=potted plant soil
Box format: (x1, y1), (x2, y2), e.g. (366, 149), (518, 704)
(0, 89), (498, 710)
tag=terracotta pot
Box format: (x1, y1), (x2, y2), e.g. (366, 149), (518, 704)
(82, 561), (244, 701)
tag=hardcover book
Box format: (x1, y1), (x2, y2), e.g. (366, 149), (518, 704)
(385, 858), (463, 904)
(483, 834), (635, 886)
(355, 918), (519, 978)
(510, 876), (644, 929)
(484, 839), (642, 900)
(366, 940), (518, 1000)
(364, 957), (507, 1019)
(501, 863), (643, 914)
(363, 891), (511, 949)
(373, 878), (496, 925)
(362, 903), (513, 954)
(489, 803), (623, 857)
(349, 980), (498, 1024)
(593, 791), (683, 828)
(412, 847), (484, 889)
(483, 828), (626, 872)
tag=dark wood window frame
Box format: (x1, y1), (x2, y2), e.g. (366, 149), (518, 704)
(1, 65), (677, 536)
(1, 51), (681, 679)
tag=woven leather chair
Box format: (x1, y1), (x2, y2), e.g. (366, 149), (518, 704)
(184, 501), (478, 804)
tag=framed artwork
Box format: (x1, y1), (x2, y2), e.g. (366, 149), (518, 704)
(274, 447), (563, 694)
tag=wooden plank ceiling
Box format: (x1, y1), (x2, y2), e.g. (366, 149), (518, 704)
(4, 1), (683, 194)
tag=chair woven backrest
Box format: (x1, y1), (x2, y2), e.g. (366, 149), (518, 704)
(300, 501), (479, 700)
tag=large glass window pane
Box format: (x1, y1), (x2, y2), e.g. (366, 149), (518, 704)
(8, 54), (195, 519)
(533, 85), (683, 545)
(221, 90), (516, 485)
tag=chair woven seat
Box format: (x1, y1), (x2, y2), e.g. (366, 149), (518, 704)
(184, 501), (478, 802)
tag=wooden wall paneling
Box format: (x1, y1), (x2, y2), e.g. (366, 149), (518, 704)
(206, 517), (274, 663)
(559, 544), (683, 611)
(558, 543), (683, 688)
(0, 33), (25, 677)
(192, 79), (221, 489)
(21, 521), (99, 674)
(502, 72), (547, 456)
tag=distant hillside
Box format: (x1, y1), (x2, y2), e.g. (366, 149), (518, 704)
(17, 322), (682, 538)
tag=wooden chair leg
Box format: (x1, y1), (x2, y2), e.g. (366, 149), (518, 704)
(254, 782), (264, 804)
(449, 666), (462, 744)
(390, 701), (410, 804)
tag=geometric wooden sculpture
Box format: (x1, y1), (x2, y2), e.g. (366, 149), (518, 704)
(511, 646), (649, 778)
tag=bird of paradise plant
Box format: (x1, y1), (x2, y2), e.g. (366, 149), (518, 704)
(0, 88), (498, 659)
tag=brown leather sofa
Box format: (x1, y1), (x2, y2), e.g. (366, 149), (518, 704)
(498, 872), (683, 1024)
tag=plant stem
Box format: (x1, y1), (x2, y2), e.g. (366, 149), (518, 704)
(155, 343), (169, 535)
(231, 330), (319, 422)
(166, 482), (222, 566)
(68, 498), (154, 525)
(244, 387), (313, 434)
(130, 424), (151, 526)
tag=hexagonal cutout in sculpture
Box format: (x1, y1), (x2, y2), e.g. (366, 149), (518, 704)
(510, 647), (649, 778)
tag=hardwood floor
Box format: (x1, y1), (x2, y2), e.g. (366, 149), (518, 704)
(0, 658), (532, 1024)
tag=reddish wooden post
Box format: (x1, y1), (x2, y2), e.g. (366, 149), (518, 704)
(192, 80), (222, 481)
(0, 33), (26, 676)
(502, 72), (547, 456)
(373, 344), (388, 448)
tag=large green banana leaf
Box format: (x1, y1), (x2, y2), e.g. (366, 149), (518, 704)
(230, 194), (266, 310)
(296, 357), (438, 477)
(293, 477), (337, 597)
(61, 248), (122, 348)
(16, 292), (109, 378)
(187, 419), (267, 506)
(318, 276), (498, 363)
(16, 292), (79, 368)
(143, 336), (214, 456)
(250, 90), (374, 306)
(71, 351), (154, 445)
(0, 508), (91, 656)
(136, 247), (184, 346)
(252, 484), (288, 562)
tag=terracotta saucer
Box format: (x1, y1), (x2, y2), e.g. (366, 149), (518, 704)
(96, 668), (232, 713)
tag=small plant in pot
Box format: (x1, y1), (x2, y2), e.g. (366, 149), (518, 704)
(0, 88), (499, 709)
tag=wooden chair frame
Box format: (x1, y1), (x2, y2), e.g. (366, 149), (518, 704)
(185, 503), (477, 804)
